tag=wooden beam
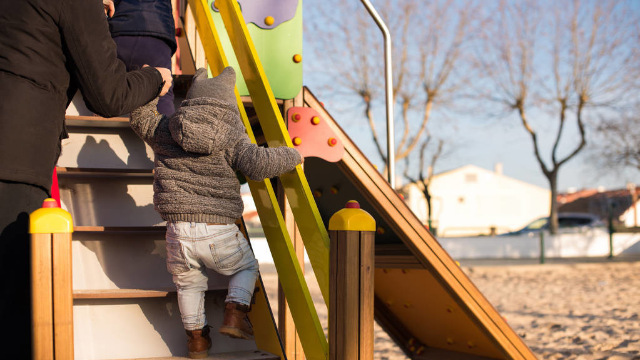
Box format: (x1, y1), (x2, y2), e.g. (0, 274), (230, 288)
(31, 233), (54, 360)
(329, 230), (375, 360)
(53, 232), (74, 360)
(278, 90), (305, 360)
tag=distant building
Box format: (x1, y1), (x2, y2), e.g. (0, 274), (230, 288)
(401, 164), (551, 237)
(558, 184), (639, 227)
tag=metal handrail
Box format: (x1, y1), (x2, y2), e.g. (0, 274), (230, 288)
(359, 0), (395, 188)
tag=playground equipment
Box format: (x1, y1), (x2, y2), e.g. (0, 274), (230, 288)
(41, 0), (538, 358)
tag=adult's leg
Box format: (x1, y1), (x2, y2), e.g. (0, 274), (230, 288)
(113, 36), (175, 116)
(0, 181), (49, 358)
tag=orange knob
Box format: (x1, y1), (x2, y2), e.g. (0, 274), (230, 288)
(292, 137), (302, 146)
(328, 137), (338, 147)
(330, 186), (339, 194)
(377, 227), (385, 235)
(292, 113), (301, 122)
(311, 116), (320, 125)
(313, 190), (322, 198)
(264, 16), (275, 26)
(293, 54), (302, 63)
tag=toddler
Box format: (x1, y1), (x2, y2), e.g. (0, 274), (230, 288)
(130, 67), (302, 358)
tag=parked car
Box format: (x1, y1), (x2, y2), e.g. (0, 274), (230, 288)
(500, 213), (604, 236)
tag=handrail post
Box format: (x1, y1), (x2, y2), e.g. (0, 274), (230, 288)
(328, 200), (376, 360)
(30, 198), (74, 360)
(359, 0), (395, 188)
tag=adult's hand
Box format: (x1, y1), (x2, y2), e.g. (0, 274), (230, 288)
(102, 0), (115, 17)
(143, 65), (173, 96)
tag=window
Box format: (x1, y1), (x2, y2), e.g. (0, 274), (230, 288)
(465, 173), (477, 183)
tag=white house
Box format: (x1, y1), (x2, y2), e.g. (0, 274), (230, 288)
(402, 164), (551, 237)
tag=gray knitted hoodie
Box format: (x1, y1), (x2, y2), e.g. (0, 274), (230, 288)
(130, 67), (301, 224)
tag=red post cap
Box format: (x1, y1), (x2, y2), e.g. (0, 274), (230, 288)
(345, 200), (360, 209)
(42, 198), (59, 208)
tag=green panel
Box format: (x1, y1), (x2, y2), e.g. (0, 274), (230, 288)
(208, 0), (303, 99)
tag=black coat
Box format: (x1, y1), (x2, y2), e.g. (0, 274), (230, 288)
(109, 0), (177, 54)
(0, 0), (164, 191)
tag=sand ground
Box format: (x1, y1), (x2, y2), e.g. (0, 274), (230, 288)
(261, 260), (640, 360)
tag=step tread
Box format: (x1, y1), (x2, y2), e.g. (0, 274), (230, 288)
(73, 287), (227, 299)
(57, 166), (153, 177)
(65, 115), (130, 128)
(65, 97), (281, 128)
(114, 350), (279, 359)
(74, 226), (166, 234)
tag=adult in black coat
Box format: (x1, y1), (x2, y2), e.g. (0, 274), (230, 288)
(0, 0), (172, 356)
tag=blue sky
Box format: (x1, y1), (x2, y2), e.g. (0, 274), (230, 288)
(300, 0), (640, 192)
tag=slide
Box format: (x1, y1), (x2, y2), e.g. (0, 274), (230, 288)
(299, 87), (537, 360)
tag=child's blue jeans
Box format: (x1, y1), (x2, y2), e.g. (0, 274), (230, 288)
(165, 222), (259, 331)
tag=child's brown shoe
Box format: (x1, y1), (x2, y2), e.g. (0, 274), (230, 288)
(186, 325), (212, 359)
(219, 302), (254, 340)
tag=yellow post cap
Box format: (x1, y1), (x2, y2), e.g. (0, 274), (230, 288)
(29, 198), (74, 234)
(328, 200), (376, 231)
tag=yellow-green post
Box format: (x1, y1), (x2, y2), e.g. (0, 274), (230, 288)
(30, 198), (74, 360)
(328, 200), (376, 360)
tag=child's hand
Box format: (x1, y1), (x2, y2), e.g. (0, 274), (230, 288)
(143, 65), (173, 96)
(102, 0), (115, 17)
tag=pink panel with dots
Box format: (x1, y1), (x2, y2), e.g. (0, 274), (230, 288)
(287, 107), (345, 163)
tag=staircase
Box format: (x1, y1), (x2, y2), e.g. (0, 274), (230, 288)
(60, 96), (286, 358)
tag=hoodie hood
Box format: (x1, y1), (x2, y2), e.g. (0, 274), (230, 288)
(168, 97), (244, 155)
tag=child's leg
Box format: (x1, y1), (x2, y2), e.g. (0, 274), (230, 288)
(198, 224), (258, 340)
(197, 224), (259, 306)
(173, 267), (209, 330)
(225, 244), (259, 306)
(166, 222), (209, 331)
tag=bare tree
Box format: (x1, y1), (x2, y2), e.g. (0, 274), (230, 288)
(476, 0), (639, 233)
(306, 0), (480, 179)
(403, 136), (445, 230)
(591, 108), (640, 173)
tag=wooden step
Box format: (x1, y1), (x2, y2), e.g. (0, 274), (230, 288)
(74, 226), (167, 234)
(65, 115), (131, 128)
(65, 97), (281, 128)
(57, 166), (153, 177)
(73, 287), (227, 300)
(115, 350), (280, 359)
(375, 244), (424, 269)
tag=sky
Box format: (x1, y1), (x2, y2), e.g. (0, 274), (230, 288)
(300, 0), (640, 193)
